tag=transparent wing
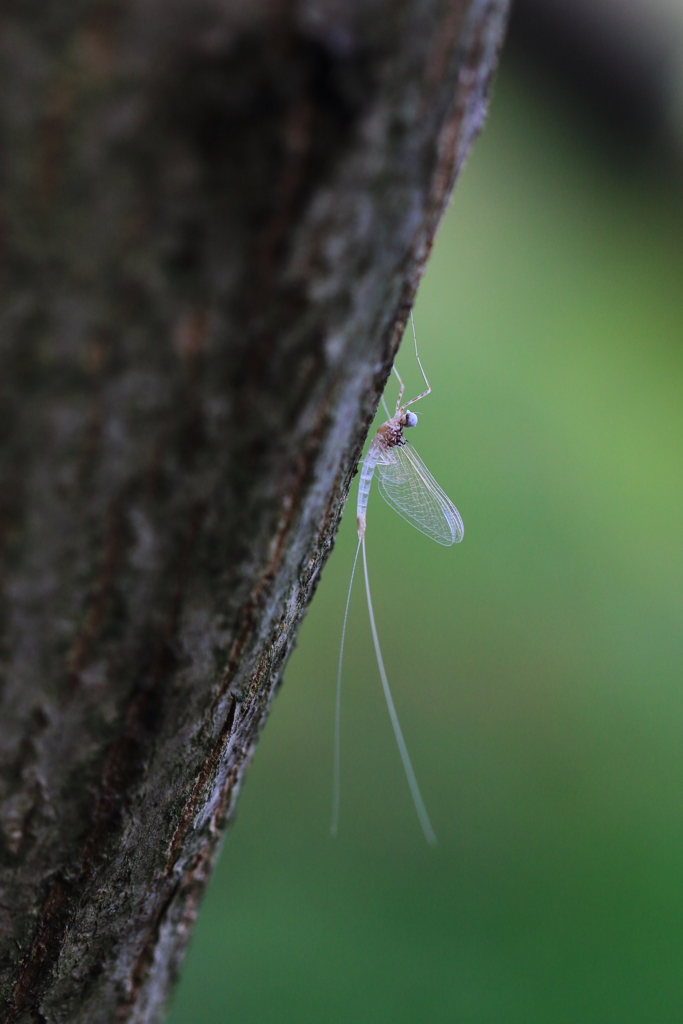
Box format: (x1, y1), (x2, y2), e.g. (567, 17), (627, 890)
(377, 443), (464, 546)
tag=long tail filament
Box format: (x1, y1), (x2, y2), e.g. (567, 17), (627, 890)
(361, 537), (437, 846)
(332, 537), (362, 838)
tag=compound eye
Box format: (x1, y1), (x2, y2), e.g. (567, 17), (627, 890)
(405, 411), (418, 428)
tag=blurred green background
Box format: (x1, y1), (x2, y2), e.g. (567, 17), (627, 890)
(168, 59), (683, 1024)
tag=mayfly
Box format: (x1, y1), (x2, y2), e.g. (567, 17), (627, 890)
(332, 313), (464, 845)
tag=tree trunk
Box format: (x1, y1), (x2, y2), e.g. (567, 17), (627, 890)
(0, 2), (509, 1021)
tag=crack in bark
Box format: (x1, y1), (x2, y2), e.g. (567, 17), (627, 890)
(66, 496), (125, 693)
(165, 696), (237, 877)
(113, 880), (182, 1024)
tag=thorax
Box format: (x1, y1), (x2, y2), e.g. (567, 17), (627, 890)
(372, 416), (405, 453)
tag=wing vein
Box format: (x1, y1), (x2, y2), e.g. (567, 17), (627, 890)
(376, 443), (463, 545)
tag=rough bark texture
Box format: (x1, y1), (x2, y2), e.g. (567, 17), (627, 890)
(0, 2), (509, 1021)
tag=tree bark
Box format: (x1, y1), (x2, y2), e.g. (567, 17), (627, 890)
(0, 2), (509, 1021)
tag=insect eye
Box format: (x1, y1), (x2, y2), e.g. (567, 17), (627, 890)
(405, 411), (418, 427)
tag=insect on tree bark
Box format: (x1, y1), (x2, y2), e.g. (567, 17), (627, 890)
(0, 2), (511, 1022)
(332, 315), (464, 846)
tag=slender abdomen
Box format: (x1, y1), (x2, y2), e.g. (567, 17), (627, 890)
(357, 444), (380, 539)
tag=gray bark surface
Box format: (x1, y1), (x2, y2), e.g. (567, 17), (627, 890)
(0, 2), (509, 1021)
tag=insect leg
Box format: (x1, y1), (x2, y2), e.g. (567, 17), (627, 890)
(391, 364), (405, 413)
(402, 311), (432, 409)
